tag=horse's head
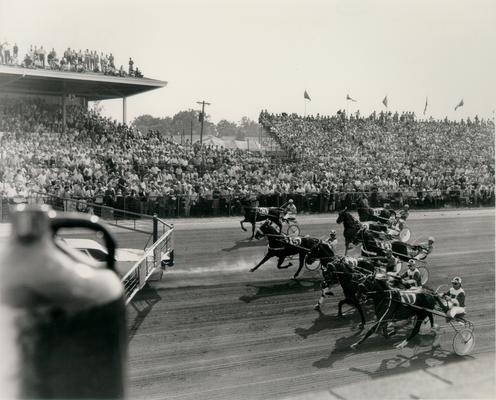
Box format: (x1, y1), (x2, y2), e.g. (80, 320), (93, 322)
(321, 260), (339, 285)
(356, 272), (377, 300)
(255, 219), (279, 240)
(357, 271), (389, 300)
(306, 240), (335, 264)
(336, 208), (348, 225)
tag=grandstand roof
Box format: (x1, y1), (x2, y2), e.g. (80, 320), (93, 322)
(0, 65), (167, 100)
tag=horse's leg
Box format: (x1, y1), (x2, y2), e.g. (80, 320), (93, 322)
(277, 255), (292, 269)
(314, 290), (326, 311)
(292, 253), (305, 279)
(240, 219), (247, 232)
(250, 222), (256, 240)
(351, 321), (381, 349)
(427, 313), (438, 329)
(250, 251), (273, 272)
(396, 314), (424, 349)
(338, 299), (346, 317)
(351, 298), (366, 329)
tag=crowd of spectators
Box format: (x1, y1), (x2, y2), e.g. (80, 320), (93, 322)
(0, 97), (494, 219)
(0, 41), (143, 78)
(259, 110), (494, 199)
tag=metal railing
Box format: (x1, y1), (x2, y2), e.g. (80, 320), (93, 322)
(1, 188), (494, 223)
(122, 219), (174, 304)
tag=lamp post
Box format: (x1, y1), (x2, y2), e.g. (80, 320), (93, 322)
(196, 100), (211, 145)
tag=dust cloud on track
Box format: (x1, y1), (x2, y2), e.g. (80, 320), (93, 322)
(124, 209), (495, 400)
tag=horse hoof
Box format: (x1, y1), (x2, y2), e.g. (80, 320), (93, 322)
(338, 313), (345, 319)
(249, 268), (255, 272)
(291, 274), (298, 280)
(358, 323), (364, 330)
(313, 304), (320, 311)
(350, 343), (358, 350)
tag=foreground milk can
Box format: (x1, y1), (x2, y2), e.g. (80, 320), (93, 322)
(0, 204), (127, 399)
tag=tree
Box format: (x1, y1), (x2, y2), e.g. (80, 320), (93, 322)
(216, 119), (238, 137)
(131, 114), (172, 136)
(238, 116), (260, 139)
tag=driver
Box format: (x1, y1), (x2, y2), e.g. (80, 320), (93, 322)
(440, 276), (466, 319)
(400, 259), (422, 288)
(324, 230), (338, 254)
(282, 199), (297, 222)
(377, 249), (399, 273)
(413, 236), (435, 260)
(398, 204), (410, 221)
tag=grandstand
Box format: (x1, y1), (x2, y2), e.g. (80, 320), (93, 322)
(0, 64), (166, 124)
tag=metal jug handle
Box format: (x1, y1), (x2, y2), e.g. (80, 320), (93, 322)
(50, 214), (117, 272)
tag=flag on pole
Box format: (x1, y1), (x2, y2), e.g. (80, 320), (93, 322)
(454, 99), (464, 111)
(304, 90), (311, 101)
(382, 95), (388, 107)
(423, 97), (428, 115)
(346, 94), (357, 102)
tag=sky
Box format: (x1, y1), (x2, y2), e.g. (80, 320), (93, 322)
(1, 0), (495, 124)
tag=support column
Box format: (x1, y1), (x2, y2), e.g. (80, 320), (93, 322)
(62, 93), (67, 132)
(123, 96), (127, 125)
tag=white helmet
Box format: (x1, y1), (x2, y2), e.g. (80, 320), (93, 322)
(329, 230), (336, 237)
(451, 276), (462, 285)
(428, 236), (435, 243)
(288, 199), (294, 203)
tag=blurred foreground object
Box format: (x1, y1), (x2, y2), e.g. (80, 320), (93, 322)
(0, 205), (126, 399)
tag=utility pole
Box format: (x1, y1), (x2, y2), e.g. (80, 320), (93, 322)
(196, 100), (211, 145)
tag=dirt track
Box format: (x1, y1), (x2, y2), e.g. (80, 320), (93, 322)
(123, 210), (495, 400)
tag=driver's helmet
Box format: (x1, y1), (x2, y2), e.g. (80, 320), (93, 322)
(408, 259), (416, 268)
(329, 229), (336, 238)
(384, 203), (391, 209)
(385, 249), (393, 256)
(403, 204), (410, 210)
(288, 199), (294, 204)
(428, 236), (435, 243)
(451, 276), (462, 285)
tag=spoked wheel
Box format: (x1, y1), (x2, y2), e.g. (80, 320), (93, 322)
(453, 329), (475, 356)
(304, 257), (321, 272)
(286, 224), (300, 237)
(435, 284), (449, 294)
(399, 228), (411, 242)
(418, 266), (429, 285)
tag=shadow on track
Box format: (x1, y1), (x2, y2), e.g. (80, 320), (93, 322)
(127, 284), (162, 342)
(348, 337), (471, 380)
(295, 307), (377, 339)
(222, 238), (267, 252)
(312, 327), (470, 371)
(239, 279), (321, 303)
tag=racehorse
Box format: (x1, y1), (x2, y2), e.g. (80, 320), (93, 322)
(250, 219), (319, 279)
(308, 250), (375, 328)
(336, 208), (363, 255)
(358, 206), (396, 223)
(240, 206), (283, 239)
(337, 209), (410, 259)
(351, 273), (436, 350)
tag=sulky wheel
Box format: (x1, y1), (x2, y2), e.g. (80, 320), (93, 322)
(399, 228), (411, 242)
(286, 224), (300, 237)
(453, 329), (475, 356)
(419, 266), (429, 285)
(304, 256), (321, 272)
